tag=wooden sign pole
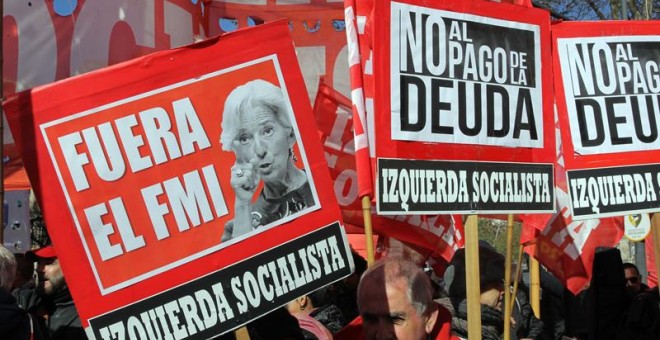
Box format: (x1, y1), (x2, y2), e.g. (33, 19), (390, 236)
(503, 214), (514, 339)
(530, 256), (541, 318)
(362, 196), (375, 266)
(465, 215), (482, 340)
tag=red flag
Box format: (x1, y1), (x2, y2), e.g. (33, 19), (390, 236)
(343, 0), (374, 198)
(313, 79), (463, 263)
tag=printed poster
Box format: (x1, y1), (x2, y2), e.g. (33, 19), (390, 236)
(553, 21), (660, 219)
(373, 0), (555, 214)
(3, 21), (352, 338)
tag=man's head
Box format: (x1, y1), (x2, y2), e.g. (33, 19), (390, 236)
(357, 258), (438, 340)
(0, 245), (17, 292)
(27, 246), (66, 296)
(623, 263), (642, 293)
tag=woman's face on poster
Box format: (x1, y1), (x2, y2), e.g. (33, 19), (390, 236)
(233, 107), (293, 183)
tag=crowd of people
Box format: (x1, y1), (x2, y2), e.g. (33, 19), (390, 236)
(1, 236), (659, 340)
(1, 244), (85, 340)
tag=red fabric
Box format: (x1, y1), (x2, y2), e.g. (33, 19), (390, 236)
(335, 303), (458, 340)
(26, 245), (57, 260)
(4, 20), (344, 328)
(3, 144), (31, 190)
(343, 0), (374, 198)
(346, 232), (378, 260)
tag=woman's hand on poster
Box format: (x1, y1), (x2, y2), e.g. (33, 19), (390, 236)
(230, 162), (259, 202)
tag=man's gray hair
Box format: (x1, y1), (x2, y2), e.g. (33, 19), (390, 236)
(358, 257), (434, 316)
(0, 245), (17, 292)
(219, 79), (293, 151)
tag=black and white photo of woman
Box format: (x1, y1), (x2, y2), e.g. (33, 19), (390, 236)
(220, 79), (315, 242)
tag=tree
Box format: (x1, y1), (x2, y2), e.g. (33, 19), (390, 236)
(533, 0), (659, 20)
(478, 217), (523, 261)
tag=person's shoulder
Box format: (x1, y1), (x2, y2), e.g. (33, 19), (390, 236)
(334, 316), (365, 340)
(432, 302), (455, 340)
(435, 301), (453, 321)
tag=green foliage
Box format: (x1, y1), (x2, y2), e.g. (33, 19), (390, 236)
(534, 0), (659, 20)
(478, 217), (523, 262)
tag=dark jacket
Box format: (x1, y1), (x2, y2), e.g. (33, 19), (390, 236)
(12, 282), (40, 311)
(512, 284), (544, 339)
(0, 289), (46, 340)
(439, 297), (506, 340)
(42, 287), (87, 340)
(309, 304), (347, 334)
(615, 289), (660, 340)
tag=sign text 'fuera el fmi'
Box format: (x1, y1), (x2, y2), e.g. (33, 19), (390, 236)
(3, 21), (353, 338)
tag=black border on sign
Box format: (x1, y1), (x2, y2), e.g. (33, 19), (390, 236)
(88, 222), (353, 339)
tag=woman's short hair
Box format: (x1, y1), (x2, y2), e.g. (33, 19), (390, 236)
(220, 79), (293, 151)
(0, 245), (17, 292)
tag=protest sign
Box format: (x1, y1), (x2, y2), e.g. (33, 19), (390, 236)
(373, 0), (555, 215)
(553, 21), (660, 220)
(3, 21), (352, 338)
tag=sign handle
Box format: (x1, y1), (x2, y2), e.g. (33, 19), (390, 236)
(503, 214), (514, 340)
(530, 256), (541, 317)
(234, 327), (250, 340)
(465, 214), (482, 340)
(362, 196), (375, 266)
(652, 214), (660, 297)
(510, 244), (524, 317)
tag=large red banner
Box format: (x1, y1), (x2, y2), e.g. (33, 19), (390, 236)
(553, 21), (660, 220)
(3, 21), (351, 337)
(373, 0), (555, 215)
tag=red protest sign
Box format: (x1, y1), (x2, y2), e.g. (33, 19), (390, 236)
(553, 21), (660, 220)
(373, 0), (555, 215)
(4, 21), (352, 337)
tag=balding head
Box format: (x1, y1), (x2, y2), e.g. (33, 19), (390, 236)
(357, 258), (438, 340)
